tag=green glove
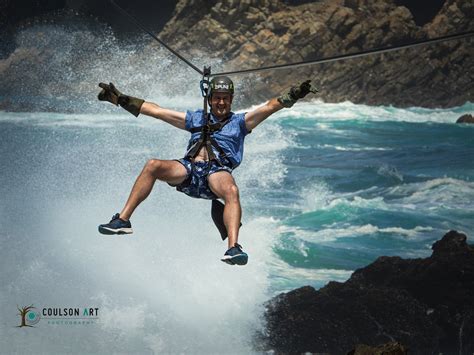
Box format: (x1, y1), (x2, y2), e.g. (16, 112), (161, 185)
(98, 82), (145, 117)
(277, 80), (319, 108)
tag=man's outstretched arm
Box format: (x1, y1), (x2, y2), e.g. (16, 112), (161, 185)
(244, 80), (318, 131)
(98, 82), (186, 130)
(140, 102), (186, 130)
(244, 98), (283, 131)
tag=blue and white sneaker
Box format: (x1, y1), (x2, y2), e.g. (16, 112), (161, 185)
(221, 243), (248, 265)
(98, 213), (133, 235)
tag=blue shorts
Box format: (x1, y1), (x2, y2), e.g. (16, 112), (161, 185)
(170, 158), (233, 200)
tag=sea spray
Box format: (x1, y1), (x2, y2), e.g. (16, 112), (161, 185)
(0, 110), (282, 353)
(1, 22), (474, 351)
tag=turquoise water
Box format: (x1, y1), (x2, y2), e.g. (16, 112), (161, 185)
(259, 102), (474, 292)
(1, 101), (473, 353)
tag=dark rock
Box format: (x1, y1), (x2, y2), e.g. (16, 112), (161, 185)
(260, 231), (474, 354)
(347, 341), (408, 355)
(432, 229), (470, 254)
(456, 114), (474, 123)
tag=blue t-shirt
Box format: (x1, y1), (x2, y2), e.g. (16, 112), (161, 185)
(184, 109), (249, 168)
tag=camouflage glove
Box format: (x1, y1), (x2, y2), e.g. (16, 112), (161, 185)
(277, 80), (319, 108)
(98, 82), (144, 117)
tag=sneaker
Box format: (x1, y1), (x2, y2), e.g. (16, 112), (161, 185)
(221, 243), (248, 265)
(98, 213), (133, 235)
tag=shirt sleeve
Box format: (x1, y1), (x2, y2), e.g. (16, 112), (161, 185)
(185, 110), (193, 131)
(239, 112), (251, 135)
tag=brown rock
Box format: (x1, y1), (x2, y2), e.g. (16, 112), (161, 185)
(456, 114), (474, 123)
(347, 342), (408, 355)
(329, 7), (356, 36)
(1, 0), (472, 112)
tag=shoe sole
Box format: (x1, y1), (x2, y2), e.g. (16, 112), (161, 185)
(221, 254), (248, 266)
(98, 226), (133, 235)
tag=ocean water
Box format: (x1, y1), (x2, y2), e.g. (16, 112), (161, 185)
(0, 101), (473, 353)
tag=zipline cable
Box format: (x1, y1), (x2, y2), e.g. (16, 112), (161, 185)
(110, 0), (473, 77)
(214, 30), (474, 76)
(109, 0), (203, 75)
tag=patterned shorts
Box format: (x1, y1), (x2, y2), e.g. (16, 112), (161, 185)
(171, 158), (233, 200)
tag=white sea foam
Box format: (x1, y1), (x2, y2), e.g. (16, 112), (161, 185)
(295, 179), (393, 215)
(279, 224), (434, 243)
(377, 164), (404, 181)
(387, 177), (474, 210)
(3, 99), (472, 127)
(317, 144), (393, 151)
(328, 195), (389, 210)
(299, 181), (333, 213)
(235, 120), (291, 190)
(0, 111), (288, 353)
(274, 100), (473, 124)
(0, 111), (183, 130)
(301, 177), (474, 216)
(268, 257), (352, 295)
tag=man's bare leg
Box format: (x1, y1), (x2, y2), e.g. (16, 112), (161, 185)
(119, 159), (187, 220)
(208, 171), (242, 248)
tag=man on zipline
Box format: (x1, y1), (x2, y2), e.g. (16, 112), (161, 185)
(97, 77), (317, 265)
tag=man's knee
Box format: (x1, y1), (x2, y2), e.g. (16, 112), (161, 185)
(144, 159), (163, 177)
(223, 184), (240, 201)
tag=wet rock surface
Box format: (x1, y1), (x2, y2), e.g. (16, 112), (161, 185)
(259, 230), (474, 354)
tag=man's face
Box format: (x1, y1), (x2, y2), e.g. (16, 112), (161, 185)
(210, 93), (233, 119)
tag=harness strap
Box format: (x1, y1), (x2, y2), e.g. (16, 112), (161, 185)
(185, 116), (232, 165)
(186, 66), (233, 172)
(210, 137), (229, 162)
(205, 137), (216, 161)
(189, 118), (230, 134)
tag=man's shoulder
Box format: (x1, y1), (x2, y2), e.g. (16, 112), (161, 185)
(229, 111), (245, 120)
(230, 111), (250, 135)
(186, 109), (205, 121)
(187, 109), (204, 116)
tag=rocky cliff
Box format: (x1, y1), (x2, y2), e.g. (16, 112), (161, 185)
(0, 0), (472, 111)
(159, 0), (473, 108)
(258, 231), (474, 354)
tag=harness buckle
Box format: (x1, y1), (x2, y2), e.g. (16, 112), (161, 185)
(200, 66), (211, 98)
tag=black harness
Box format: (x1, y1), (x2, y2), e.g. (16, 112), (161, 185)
(185, 117), (231, 165)
(184, 67), (231, 168)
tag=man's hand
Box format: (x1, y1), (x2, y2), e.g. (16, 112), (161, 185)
(98, 82), (144, 117)
(98, 82), (121, 105)
(278, 80), (319, 108)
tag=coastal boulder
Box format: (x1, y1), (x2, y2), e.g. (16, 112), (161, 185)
(456, 114), (474, 123)
(260, 230), (474, 354)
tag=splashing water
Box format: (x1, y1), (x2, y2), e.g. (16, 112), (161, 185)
(1, 21), (474, 353)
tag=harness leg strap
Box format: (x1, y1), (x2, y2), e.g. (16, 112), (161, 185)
(211, 199), (242, 241)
